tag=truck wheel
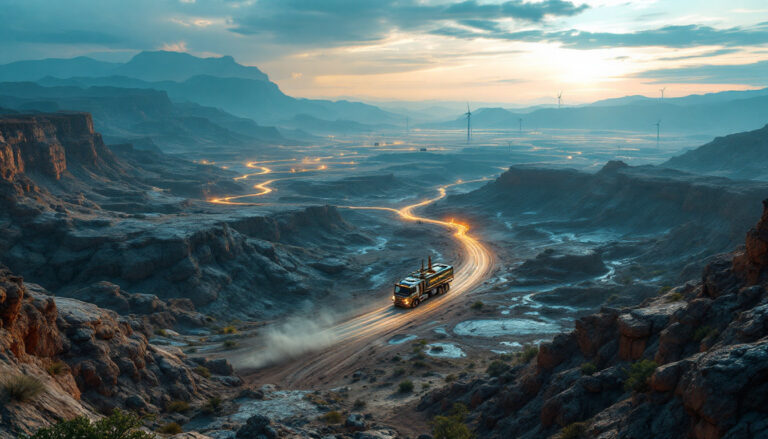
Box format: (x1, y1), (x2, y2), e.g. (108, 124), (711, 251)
(412, 299), (420, 308)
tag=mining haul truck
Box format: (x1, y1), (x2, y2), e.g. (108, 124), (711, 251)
(393, 257), (454, 308)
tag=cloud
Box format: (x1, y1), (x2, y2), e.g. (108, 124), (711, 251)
(230, 0), (588, 45)
(159, 41), (188, 52)
(657, 48), (739, 62)
(634, 60), (768, 85)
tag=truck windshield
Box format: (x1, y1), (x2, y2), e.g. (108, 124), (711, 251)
(394, 285), (414, 296)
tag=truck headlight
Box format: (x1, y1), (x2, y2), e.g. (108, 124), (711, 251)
(392, 295), (396, 301)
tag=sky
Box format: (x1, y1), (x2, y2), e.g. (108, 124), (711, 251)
(2, 0), (768, 105)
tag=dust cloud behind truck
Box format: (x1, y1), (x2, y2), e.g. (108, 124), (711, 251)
(393, 256), (454, 308)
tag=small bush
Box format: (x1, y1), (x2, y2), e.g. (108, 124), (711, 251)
(353, 398), (366, 410)
(166, 400), (190, 413)
(445, 374), (456, 382)
(202, 396), (223, 415)
(393, 367), (406, 377)
(47, 360), (68, 376)
(693, 325), (719, 342)
(624, 359), (658, 393)
(24, 409), (154, 439)
(486, 360), (510, 378)
(398, 380), (414, 393)
(194, 366), (211, 378)
(657, 286), (672, 295)
(519, 345), (539, 364)
(154, 329), (167, 337)
(320, 411), (343, 424)
(665, 292), (683, 302)
(2, 374), (45, 402)
(158, 423), (182, 435)
(422, 382), (431, 390)
(580, 362), (597, 376)
(223, 340), (238, 349)
(560, 422), (588, 439)
(392, 354), (402, 362)
(470, 301), (484, 311)
(431, 403), (473, 439)
(219, 325), (238, 335)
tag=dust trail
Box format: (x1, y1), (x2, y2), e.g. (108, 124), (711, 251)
(240, 311), (340, 369)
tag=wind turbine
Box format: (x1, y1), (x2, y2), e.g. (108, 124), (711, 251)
(659, 87), (666, 102)
(465, 103), (472, 143)
(654, 120), (661, 148)
(557, 91), (563, 109)
(518, 117), (523, 134)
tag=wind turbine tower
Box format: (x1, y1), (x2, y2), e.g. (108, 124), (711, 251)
(660, 87), (666, 102)
(655, 120), (661, 148)
(518, 117), (523, 134)
(557, 91), (563, 109)
(465, 103), (472, 143)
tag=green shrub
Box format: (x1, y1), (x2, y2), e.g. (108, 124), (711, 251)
(470, 301), (484, 311)
(154, 329), (167, 337)
(193, 366), (211, 378)
(320, 411), (343, 424)
(353, 398), (366, 410)
(580, 362), (597, 376)
(398, 380), (414, 393)
(23, 409), (155, 439)
(665, 292), (683, 302)
(519, 345), (539, 364)
(223, 340), (238, 349)
(166, 400), (190, 413)
(2, 374), (45, 402)
(657, 286), (672, 295)
(202, 396), (223, 415)
(560, 422), (588, 439)
(422, 382), (431, 390)
(47, 360), (68, 376)
(624, 359), (658, 392)
(445, 374), (456, 382)
(486, 360), (510, 378)
(393, 367), (406, 377)
(218, 325), (238, 335)
(693, 326), (719, 342)
(157, 423), (182, 435)
(431, 403), (473, 439)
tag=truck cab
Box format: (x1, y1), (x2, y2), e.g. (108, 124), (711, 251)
(393, 257), (453, 308)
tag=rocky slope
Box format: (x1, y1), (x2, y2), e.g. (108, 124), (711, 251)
(419, 200), (768, 439)
(0, 264), (238, 438)
(663, 123), (768, 181)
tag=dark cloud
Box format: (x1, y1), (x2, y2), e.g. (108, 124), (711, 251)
(431, 24), (768, 49)
(230, 0), (588, 45)
(635, 60), (768, 86)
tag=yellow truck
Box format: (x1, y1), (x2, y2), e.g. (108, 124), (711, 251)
(392, 257), (454, 308)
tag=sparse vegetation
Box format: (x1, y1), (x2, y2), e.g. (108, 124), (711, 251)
(605, 294), (619, 304)
(470, 301), (484, 311)
(158, 423), (182, 435)
(218, 325), (238, 335)
(657, 286), (672, 295)
(422, 382), (431, 390)
(223, 340), (238, 349)
(353, 398), (366, 410)
(154, 328), (167, 337)
(202, 396), (223, 414)
(47, 360), (67, 376)
(166, 400), (190, 413)
(560, 421), (588, 439)
(393, 367), (406, 377)
(693, 325), (719, 342)
(665, 292), (683, 302)
(624, 359), (658, 392)
(320, 411), (343, 424)
(2, 374), (45, 402)
(580, 362), (597, 376)
(518, 345), (539, 364)
(445, 374), (456, 382)
(193, 365), (211, 378)
(431, 403), (473, 439)
(486, 360), (510, 377)
(23, 409), (155, 439)
(398, 379), (414, 393)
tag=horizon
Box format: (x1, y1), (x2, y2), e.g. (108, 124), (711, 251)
(3, 0), (768, 105)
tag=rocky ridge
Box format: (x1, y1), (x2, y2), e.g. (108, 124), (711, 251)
(419, 200), (768, 438)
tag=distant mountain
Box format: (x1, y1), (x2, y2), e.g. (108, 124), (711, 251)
(0, 82), (286, 152)
(662, 124), (768, 180)
(0, 56), (118, 82)
(112, 51), (270, 82)
(430, 95), (768, 134)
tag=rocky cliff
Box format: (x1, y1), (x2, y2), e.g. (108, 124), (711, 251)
(419, 201), (768, 438)
(0, 265), (235, 438)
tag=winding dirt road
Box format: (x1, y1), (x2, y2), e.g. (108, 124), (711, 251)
(230, 178), (495, 388)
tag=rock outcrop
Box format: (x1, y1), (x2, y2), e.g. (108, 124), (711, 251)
(0, 265), (228, 438)
(419, 200), (768, 439)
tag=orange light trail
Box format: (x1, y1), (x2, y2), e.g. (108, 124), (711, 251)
(234, 166), (271, 181)
(208, 179), (277, 205)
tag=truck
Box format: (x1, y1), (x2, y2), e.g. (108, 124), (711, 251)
(392, 257), (454, 308)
